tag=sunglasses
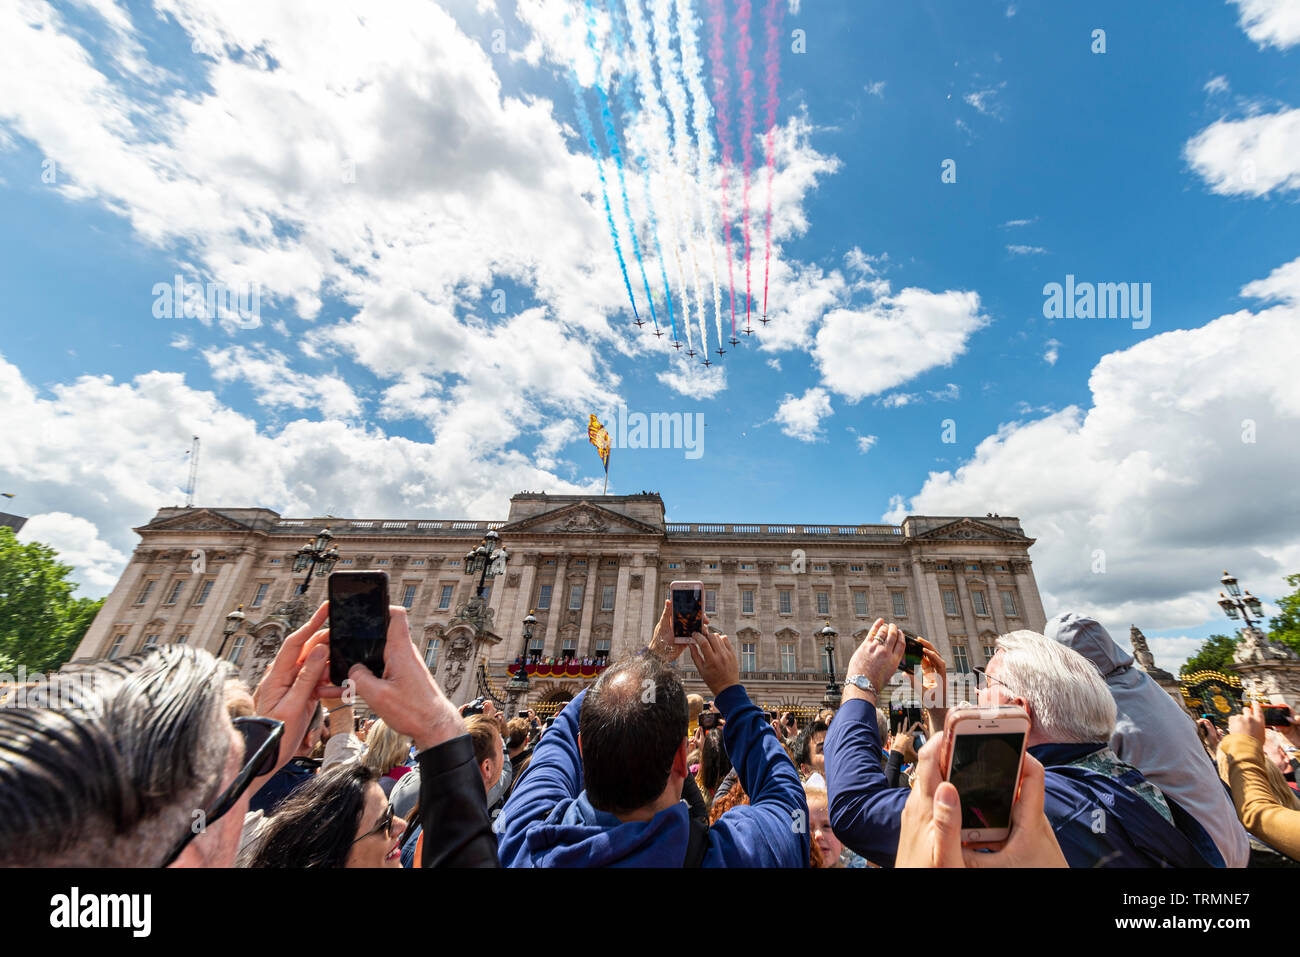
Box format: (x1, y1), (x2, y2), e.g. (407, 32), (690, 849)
(353, 803), (398, 844)
(972, 667), (1013, 694)
(163, 716), (284, 866)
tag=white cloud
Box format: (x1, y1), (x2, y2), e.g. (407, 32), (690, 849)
(864, 80), (886, 99)
(1185, 107), (1300, 197)
(1230, 0), (1300, 50)
(202, 344), (363, 420)
(856, 433), (878, 454)
(964, 83), (1007, 119)
(929, 382), (960, 402)
(1204, 75), (1230, 95)
(813, 288), (988, 402)
(766, 358), (782, 372)
(1044, 338), (1060, 365)
(656, 353), (728, 399)
(17, 511), (130, 595)
(1001, 217), (1037, 228)
(878, 392), (918, 408)
(170, 334), (193, 350)
(1007, 244), (1048, 256)
(773, 387), (833, 442)
(884, 256), (1300, 636)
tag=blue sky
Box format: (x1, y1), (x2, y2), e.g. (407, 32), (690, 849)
(2, 0), (1298, 670)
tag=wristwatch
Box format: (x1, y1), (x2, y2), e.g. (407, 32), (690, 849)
(845, 674), (878, 696)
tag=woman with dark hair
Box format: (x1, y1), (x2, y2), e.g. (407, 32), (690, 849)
(246, 763), (407, 868)
(695, 728), (733, 812)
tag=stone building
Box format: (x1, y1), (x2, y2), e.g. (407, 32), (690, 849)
(69, 492), (1046, 712)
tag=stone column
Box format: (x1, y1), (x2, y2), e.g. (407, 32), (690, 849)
(638, 557), (660, 651)
(951, 561), (979, 646)
(1011, 560), (1046, 631)
(911, 558), (951, 662)
(497, 552), (539, 664)
(988, 570), (1010, 637)
(542, 552), (569, 654)
(577, 554), (600, 654)
(80, 549), (151, 660)
(611, 553), (633, 651)
(196, 548), (256, 656)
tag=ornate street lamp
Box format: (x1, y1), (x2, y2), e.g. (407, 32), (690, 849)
(505, 610), (536, 719)
(464, 528), (508, 599)
(218, 604), (247, 658)
(1218, 571), (1266, 631)
(820, 620), (841, 710)
(292, 527), (340, 595)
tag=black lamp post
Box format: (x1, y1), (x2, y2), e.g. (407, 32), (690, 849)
(1218, 570), (1266, 631)
(218, 604), (247, 658)
(464, 529), (508, 599)
(820, 620), (842, 710)
(292, 527), (340, 595)
(505, 610), (536, 719)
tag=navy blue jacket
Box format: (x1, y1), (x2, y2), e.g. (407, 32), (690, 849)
(824, 699), (1216, 868)
(496, 684), (808, 867)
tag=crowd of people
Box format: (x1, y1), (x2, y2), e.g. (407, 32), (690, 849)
(518, 654), (609, 667)
(1, 593), (1296, 869)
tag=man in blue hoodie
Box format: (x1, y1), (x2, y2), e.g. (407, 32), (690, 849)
(826, 620), (1216, 867)
(495, 599), (808, 867)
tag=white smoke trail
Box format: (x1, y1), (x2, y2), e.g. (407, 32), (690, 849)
(652, 0), (709, 355)
(675, 0), (725, 348)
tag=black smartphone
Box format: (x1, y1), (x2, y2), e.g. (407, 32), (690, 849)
(1263, 704), (1293, 727)
(328, 570), (390, 687)
(699, 711), (720, 731)
(669, 580), (704, 641)
(897, 634), (926, 673)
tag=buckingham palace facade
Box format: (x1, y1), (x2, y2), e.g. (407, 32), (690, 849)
(69, 492), (1047, 711)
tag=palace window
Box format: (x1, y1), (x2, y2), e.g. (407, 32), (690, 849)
(952, 642), (971, 675)
(887, 565), (900, 573)
(781, 643), (796, 672)
(741, 589), (754, 614)
(229, 636), (247, 666)
(595, 638), (611, 658)
(135, 580), (156, 605)
(707, 562), (719, 570)
(141, 634), (160, 652)
(601, 584), (615, 611)
(536, 585), (552, 610)
(994, 564), (1008, 572)
(527, 637), (544, 657)
(704, 590), (717, 614)
(667, 562), (681, 569)
(981, 641), (996, 662)
(813, 563), (828, 572)
(425, 639), (441, 669)
(439, 584), (454, 610)
(194, 580), (214, 606)
(376, 558), (389, 565)
(850, 564), (864, 572)
(1001, 591), (1018, 616)
(740, 563), (754, 570)
(339, 558), (353, 566)
(937, 563), (950, 570)
(269, 558), (283, 565)
(164, 580), (185, 605)
(575, 559), (587, 567)
(854, 591), (868, 616)
(107, 635), (126, 659)
(401, 584), (418, 609)
(251, 583), (269, 608)
(778, 589), (792, 614)
(562, 637), (577, 659)
(891, 592), (907, 617)
(942, 590), (959, 616)
(569, 585), (583, 610)
(973, 591), (989, 617)
(966, 564), (980, 572)
(175, 633), (189, 645)
(778, 563), (790, 572)
(412, 559), (425, 567)
(741, 643), (756, 673)
(816, 591), (830, 615)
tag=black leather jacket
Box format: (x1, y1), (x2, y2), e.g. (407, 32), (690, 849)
(416, 733), (500, 867)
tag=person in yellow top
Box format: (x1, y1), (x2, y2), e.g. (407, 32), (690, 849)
(1219, 702), (1300, 860)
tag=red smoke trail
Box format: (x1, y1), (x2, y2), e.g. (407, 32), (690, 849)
(760, 0), (781, 323)
(735, 0), (755, 329)
(706, 0), (737, 337)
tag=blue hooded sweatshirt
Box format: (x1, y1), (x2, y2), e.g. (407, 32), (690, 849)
(495, 683), (808, 867)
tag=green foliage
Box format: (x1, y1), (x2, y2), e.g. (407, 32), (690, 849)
(1179, 633), (1240, 676)
(0, 526), (104, 674)
(1267, 572), (1300, 657)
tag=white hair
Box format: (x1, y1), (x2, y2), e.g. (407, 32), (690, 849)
(995, 630), (1116, 743)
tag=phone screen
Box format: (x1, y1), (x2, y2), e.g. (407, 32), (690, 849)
(671, 585), (703, 638)
(328, 572), (390, 686)
(1263, 705), (1292, 727)
(898, 635), (926, 673)
(948, 731), (1025, 831)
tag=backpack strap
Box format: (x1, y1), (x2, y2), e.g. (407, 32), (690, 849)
(682, 818), (710, 867)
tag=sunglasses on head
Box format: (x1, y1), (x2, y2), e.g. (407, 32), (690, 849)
(163, 716), (284, 866)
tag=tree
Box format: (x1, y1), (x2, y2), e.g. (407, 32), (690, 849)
(1267, 572), (1300, 657)
(0, 526), (104, 674)
(1179, 633), (1241, 676)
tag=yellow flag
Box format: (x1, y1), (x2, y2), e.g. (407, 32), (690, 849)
(587, 414), (611, 473)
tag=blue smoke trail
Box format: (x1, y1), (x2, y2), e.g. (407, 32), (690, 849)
(567, 72), (641, 325)
(603, 0), (679, 343)
(584, 0), (676, 341)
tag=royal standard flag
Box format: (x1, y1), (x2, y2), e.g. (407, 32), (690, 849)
(587, 414), (611, 473)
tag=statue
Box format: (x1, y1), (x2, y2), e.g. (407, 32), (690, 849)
(1234, 626), (1298, 665)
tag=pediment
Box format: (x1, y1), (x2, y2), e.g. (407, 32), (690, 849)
(496, 501), (662, 537)
(138, 509), (251, 533)
(913, 518), (1028, 543)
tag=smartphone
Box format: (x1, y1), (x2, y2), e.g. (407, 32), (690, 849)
(669, 580), (704, 642)
(942, 705), (1030, 845)
(699, 711), (720, 731)
(897, 633), (927, 673)
(328, 570), (390, 687)
(1263, 704), (1293, 727)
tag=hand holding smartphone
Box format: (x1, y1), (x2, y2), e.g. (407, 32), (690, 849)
(941, 705), (1030, 845)
(328, 570), (391, 687)
(669, 580), (704, 643)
